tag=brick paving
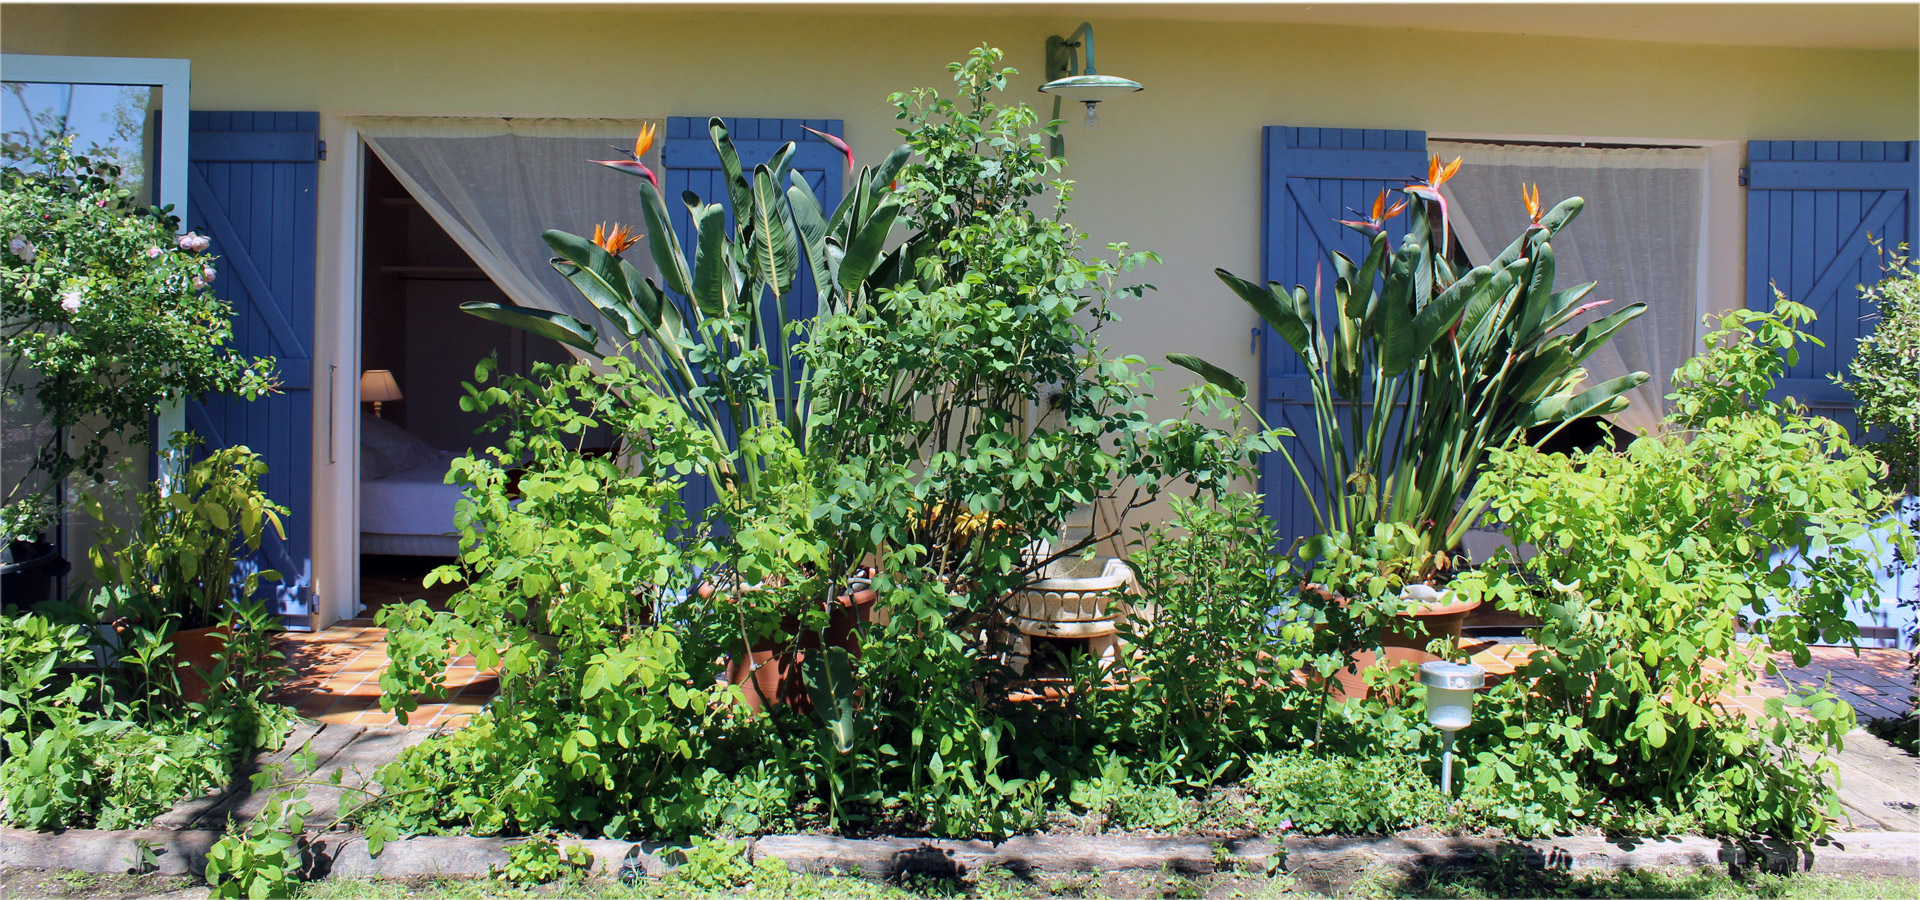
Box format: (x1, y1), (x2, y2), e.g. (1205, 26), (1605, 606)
(272, 621), (495, 729)
(1464, 641), (1915, 722)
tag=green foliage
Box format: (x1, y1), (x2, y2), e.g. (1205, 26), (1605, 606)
(1082, 490), (1311, 776)
(0, 611), (231, 831)
(0, 140), (275, 525)
(671, 838), (785, 893)
(1243, 750), (1450, 835)
(1177, 170), (1645, 587)
(1, 439), (295, 832)
(85, 435), (287, 631)
(205, 785), (311, 900)
(494, 834), (592, 885)
(1453, 297), (1903, 839)
(1839, 242), (1920, 493)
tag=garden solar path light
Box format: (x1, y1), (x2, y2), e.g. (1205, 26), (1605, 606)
(1040, 21), (1143, 156)
(1420, 660), (1486, 795)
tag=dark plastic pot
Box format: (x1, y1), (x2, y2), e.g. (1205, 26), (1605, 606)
(1, 538), (70, 610)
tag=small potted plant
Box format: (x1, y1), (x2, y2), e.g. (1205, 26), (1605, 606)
(87, 436), (287, 702)
(1174, 158), (1649, 695)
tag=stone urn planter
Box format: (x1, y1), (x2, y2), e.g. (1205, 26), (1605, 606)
(1309, 583), (1481, 702)
(1004, 558), (1143, 676)
(722, 577), (879, 714)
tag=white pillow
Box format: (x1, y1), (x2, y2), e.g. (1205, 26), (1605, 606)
(361, 414), (440, 478)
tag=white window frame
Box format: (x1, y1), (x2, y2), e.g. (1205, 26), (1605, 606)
(0, 54), (192, 222)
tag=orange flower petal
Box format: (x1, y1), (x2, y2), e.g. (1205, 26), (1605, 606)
(633, 122), (658, 159)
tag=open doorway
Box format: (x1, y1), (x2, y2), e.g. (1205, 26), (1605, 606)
(351, 147), (576, 620)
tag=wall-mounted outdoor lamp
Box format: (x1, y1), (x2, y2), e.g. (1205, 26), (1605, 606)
(1039, 21), (1143, 156)
(1420, 660), (1487, 795)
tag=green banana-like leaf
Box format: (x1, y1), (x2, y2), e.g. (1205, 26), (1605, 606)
(870, 144), (911, 199)
(637, 180), (695, 299)
(1524, 372), (1648, 432)
(836, 198), (901, 297)
(1493, 197), (1584, 268)
(1568, 303), (1648, 365)
(1535, 282), (1600, 335)
(1407, 262), (1493, 363)
(690, 200), (735, 319)
(1166, 353), (1247, 400)
(542, 230), (639, 337)
(1377, 239), (1424, 376)
(459, 302), (601, 355)
(1215, 269), (1309, 359)
(1513, 243), (1559, 342)
(787, 174), (836, 309)
(1354, 232), (1389, 325)
(749, 164), (802, 298)
(709, 118), (754, 227)
(550, 259), (644, 343)
(804, 646), (858, 754)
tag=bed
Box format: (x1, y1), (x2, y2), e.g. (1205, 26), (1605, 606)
(359, 414), (464, 557)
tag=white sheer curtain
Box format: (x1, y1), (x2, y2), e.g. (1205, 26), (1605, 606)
(1434, 141), (1708, 434)
(354, 117), (664, 357)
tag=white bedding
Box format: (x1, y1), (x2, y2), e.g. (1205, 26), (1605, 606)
(360, 451), (462, 538)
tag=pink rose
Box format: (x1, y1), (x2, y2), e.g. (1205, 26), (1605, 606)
(146, 247), (164, 258)
(202, 266), (216, 283)
(59, 289), (83, 313)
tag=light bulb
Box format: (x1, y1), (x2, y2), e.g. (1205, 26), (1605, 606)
(1084, 102), (1099, 129)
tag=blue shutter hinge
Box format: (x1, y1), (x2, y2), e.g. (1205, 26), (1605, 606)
(317, 141), (327, 161)
(1251, 327), (1261, 355)
(1738, 167), (1748, 186)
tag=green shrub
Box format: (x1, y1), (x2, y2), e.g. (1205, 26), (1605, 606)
(204, 786), (310, 899)
(493, 834), (591, 886)
(1455, 296), (1905, 839)
(1243, 751), (1448, 835)
(1843, 243), (1920, 494)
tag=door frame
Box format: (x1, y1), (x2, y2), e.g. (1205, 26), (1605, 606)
(313, 115), (365, 629)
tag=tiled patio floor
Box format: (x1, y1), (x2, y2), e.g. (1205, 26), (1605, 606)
(273, 621), (1912, 731)
(1465, 641), (1914, 721)
(272, 621), (496, 729)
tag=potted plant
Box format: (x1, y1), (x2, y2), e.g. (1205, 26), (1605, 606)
(1173, 159), (1648, 694)
(1, 142), (276, 609)
(86, 436), (287, 702)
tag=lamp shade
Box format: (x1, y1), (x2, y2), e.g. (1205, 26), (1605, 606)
(360, 369), (403, 403)
(1038, 73), (1144, 105)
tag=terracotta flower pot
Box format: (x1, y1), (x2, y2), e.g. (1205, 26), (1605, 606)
(171, 624), (232, 704)
(722, 585), (878, 714)
(1307, 585), (1481, 702)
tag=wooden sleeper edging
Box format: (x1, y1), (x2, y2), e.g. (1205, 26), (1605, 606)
(0, 828), (1914, 884)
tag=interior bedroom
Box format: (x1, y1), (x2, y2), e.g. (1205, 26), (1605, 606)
(354, 148), (579, 619)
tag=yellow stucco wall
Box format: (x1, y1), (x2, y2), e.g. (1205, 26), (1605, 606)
(7, 4), (1914, 624)
(7, 3), (1915, 399)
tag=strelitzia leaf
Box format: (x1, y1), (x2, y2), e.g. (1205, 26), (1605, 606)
(749, 164), (801, 297)
(1167, 353), (1247, 400)
(459, 302), (600, 355)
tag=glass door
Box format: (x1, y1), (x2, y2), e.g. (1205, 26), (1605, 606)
(0, 55), (189, 601)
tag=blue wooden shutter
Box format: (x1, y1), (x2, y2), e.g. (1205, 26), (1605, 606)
(1260, 127), (1428, 546)
(661, 116), (846, 520)
(1747, 140), (1919, 428)
(185, 112), (318, 624)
